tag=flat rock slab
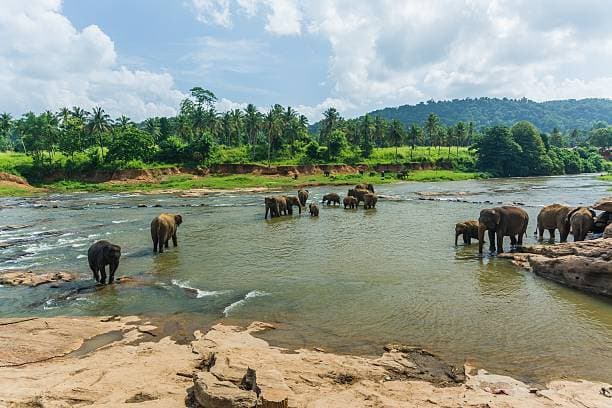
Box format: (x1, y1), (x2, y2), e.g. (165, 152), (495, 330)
(0, 270), (76, 287)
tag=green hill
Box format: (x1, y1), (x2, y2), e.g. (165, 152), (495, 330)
(314, 97), (612, 133)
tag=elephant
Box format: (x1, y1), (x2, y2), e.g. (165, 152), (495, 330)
(283, 195), (302, 215)
(322, 193), (341, 205)
(592, 211), (610, 234)
(568, 207), (595, 241)
(298, 189), (309, 206)
(309, 203), (319, 216)
(536, 204), (573, 242)
(363, 193), (378, 209)
(348, 188), (370, 206)
(343, 196), (357, 209)
(264, 196), (288, 219)
(355, 183), (375, 193)
(478, 206), (529, 254)
(151, 213), (183, 253)
(455, 220), (480, 245)
(87, 240), (121, 284)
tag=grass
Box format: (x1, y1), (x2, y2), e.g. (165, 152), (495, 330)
(36, 170), (484, 194)
(600, 174), (612, 182)
(0, 152), (33, 176)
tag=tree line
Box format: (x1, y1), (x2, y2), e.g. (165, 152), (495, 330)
(0, 87), (609, 176)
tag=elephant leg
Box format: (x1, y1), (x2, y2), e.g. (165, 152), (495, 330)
(172, 233), (178, 247)
(165, 239), (170, 248)
(496, 233), (504, 254)
(99, 266), (107, 285)
(510, 235), (517, 246)
(92, 267), (100, 283)
(538, 225), (544, 240)
(488, 230), (496, 252)
(159, 241), (164, 253)
(518, 231), (524, 246)
(265, 207), (269, 219)
(298, 205), (301, 215)
(153, 238), (159, 253)
(109, 263), (118, 284)
(560, 228), (569, 243)
(548, 229), (555, 241)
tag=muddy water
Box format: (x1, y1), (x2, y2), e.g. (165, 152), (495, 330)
(0, 174), (611, 383)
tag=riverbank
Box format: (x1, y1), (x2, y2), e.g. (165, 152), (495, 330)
(1, 316), (610, 407)
(0, 169), (483, 196)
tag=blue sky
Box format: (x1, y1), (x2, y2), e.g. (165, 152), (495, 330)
(1, 1), (612, 122)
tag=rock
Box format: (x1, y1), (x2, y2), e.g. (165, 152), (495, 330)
(0, 270), (75, 287)
(605, 224), (612, 239)
(506, 239), (612, 297)
(193, 372), (258, 408)
(593, 197), (612, 213)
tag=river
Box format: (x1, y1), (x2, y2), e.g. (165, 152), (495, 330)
(0, 174), (611, 383)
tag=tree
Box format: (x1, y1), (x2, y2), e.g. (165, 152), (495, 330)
(550, 127), (567, 147)
(374, 116), (386, 147)
(107, 126), (156, 162)
(473, 125), (522, 177)
(244, 104), (261, 159)
(327, 129), (348, 160)
(510, 121), (551, 175)
(143, 117), (161, 142)
(0, 113), (13, 151)
(320, 107), (340, 145)
(58, 115), (88, 158)
(455, 121), (466, 154)
(263, 108), (282, 166)
(424, 113), (439, 157)
(387, 120), (405, 163)
(189, 86), (217, 109)
(408, 123), (422, 160)
(88, 107), (111, 161)
(360, 114), (373, 157)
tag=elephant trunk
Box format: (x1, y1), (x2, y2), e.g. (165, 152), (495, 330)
(455, 231), (460, 246)
(478, 224), (486, 253)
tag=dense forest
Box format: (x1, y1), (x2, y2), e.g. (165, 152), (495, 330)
(358, 98), (612, 133)
(0, 88), (609, 179)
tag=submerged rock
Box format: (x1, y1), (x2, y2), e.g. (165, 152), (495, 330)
(502, 239), (612, 297)
(0, 270), (75, 287)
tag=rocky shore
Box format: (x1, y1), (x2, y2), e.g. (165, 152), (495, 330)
(500, 238), (612, 297)
(1, 316), (610, 407)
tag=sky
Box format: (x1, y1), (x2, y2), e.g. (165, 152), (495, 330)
(1, 0), (612, 122)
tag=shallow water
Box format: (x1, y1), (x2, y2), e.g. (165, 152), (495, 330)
(0, 174), (611, 383)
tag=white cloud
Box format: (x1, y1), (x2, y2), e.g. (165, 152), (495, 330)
(0, 0), (185, 120)
(190, 0), (612, 122)
(191, 0), (232, 27)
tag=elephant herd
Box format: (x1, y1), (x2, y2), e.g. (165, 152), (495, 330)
(455, 202), (611, 254)
(87, 212), (183, 285)
(264, 184), (379, 219)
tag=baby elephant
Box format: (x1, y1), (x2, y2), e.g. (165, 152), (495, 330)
(455, 220), (480, 245)
(363, 193), (378, 209)
(322, 193), (341, 205)
(88, 240), (121, 284)
(151, 213), (183, 253)
(343, 196), (357, 209)
(309, 203), (319, 216)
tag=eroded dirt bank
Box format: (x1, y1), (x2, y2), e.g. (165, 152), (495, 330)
(0, 316), (610, 407)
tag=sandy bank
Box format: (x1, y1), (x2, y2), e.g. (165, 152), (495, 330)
(0, 316), (610, 407)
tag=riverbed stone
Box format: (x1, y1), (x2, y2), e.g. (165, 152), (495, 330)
(0, 270), (75, 287)
(507, 239), (612, 297)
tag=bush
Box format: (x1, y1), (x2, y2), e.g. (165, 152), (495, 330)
(107, 127), (156, 163)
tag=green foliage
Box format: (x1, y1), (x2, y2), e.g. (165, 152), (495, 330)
(107, 126), (156, 162)
(473, 125), (522, 177)
(366, 97), (612, 132)
(327, 129), (348, 160)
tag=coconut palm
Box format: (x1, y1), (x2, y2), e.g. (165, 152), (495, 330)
(264, 108), (282, 167)
(425, 113), (439, 157)
(88, 107), (111, 161)
(244, 104), (261, 159)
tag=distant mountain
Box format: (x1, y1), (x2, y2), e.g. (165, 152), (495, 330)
(313, 98), (612, 133)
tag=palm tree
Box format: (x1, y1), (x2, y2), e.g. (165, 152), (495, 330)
(117, 115), (133, 128)
(424, 113), (439, 157)
(408, 124), (422, 160)
(0, 113), (13, 150)
(320, 107), (340, 145)
(388, 120), (405, 163)
(71, 106), (89, 121)
(373, 116), (386, 147)
(455, 121), (466, 155)
(244, 104), (261, 159)
(58, 107), (71, 125)
(229, 109), (244, 146)
(221, 112), (232, 146)
(264, 108), (281, 167)
(88, 107), (111, 161)
(143, 117), (161, 141)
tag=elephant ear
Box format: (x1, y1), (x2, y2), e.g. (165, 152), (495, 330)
(490, 209), (501, 226)
(175, 214), (183, 225)
(567, 207), (580, 223)
(589, 209), (597, 219)
(102, 244), (111, 259)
